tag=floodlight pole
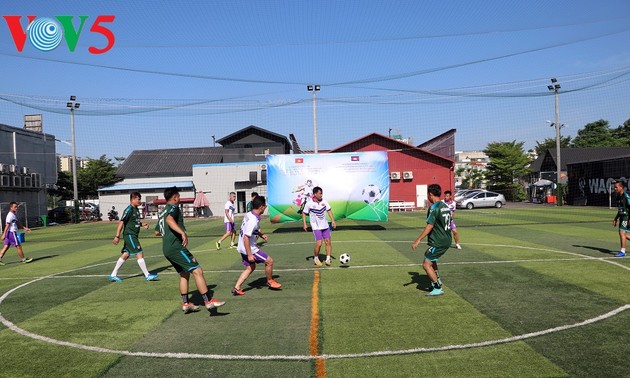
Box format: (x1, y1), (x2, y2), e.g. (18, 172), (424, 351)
(307, 85), (320, 153)
(547, 79), (562, 206)
(67, 96), (80, 222)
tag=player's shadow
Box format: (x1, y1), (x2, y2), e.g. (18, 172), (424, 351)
(403, 271), (432, 292)
(334, 225), (386, 231)
(246, 275), (282, 291)
(305, 255), (337, 263)
(573, 245), (616, 255)
(29, 255), (58, 262)
(190, 285), (230, 316)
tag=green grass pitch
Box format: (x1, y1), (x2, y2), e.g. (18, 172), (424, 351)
(0, 205), (628, 377)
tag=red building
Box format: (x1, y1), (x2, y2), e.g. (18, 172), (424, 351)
(329, 132), (455, 209)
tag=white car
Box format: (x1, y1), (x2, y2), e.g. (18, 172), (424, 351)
(456, 191), (506, 209)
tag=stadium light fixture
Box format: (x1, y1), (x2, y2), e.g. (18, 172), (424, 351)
(307, 84), (321, 153)
(547, 78), (562, 206)
(66, 96), (80, 221)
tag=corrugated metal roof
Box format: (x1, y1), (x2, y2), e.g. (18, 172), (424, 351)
(98, 181), (194, 192)
(116, 147), (222, 178)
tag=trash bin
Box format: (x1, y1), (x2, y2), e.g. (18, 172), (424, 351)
(17, 232), (25, 243)
(40, 215), (48, 227)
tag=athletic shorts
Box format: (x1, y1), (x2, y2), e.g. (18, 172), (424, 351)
(449, 220), (457, 231)
(424, 245), (449, 262)
(163, 248), (200, 274)
(619, 218), (630, 232)
(240, 250), (269, 267)
(225, 222), (236, 232)
(3, 232), (20, 247)
(313, 228), (331, 241)
(121, 234), (143, 256)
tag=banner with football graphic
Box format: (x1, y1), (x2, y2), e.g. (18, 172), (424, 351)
(266, 151), (389, 223)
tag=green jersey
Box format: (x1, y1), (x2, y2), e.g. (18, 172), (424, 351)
(121, 205), (141, 237)
(616, 190), (630, 219)
(426, 201), (452, 249)
(156, 204), (186, 254)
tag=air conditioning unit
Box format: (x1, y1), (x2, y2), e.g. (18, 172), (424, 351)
(403, 171), (414, 179)
(390, 172), (401, 180)
(0, 164), (7, 174)
(21, 166), (30, 175)
(8, 164), (17, 173)
(31, 173), (40, 188)
(22, 176), (32, 187)
(260, 164), (267, 170)
(0, 175), (9, 187)
(12, 175), (21, 187)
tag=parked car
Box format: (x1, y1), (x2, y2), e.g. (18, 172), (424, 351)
(79, 202), (100, 214)
(454, 189), (483, 202)
(47, 206), (74, 224)
(456, 191), (506, 209)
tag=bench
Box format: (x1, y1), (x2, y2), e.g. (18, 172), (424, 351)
(389, 200), (416, 212)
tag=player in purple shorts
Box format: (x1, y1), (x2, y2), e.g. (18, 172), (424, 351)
(216, 192), (237, 250)
(302, 186), (337, 266)
(443, 191), (462, 249)
(0, 202), (33, 265)
(232, 195), (282, 295)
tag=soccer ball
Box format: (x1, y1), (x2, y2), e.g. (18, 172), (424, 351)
(362, 184), (381, 204)
(339, 253), (350, 265)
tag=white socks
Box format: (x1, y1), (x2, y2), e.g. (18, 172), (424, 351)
(137, 258), (150, 277)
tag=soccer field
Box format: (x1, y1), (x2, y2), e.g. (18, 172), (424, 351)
(1, 205), (629, 377)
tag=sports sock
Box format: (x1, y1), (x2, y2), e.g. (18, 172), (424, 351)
(432, 281), (442, 290)
(181, 294), (189, 304)
(201, 292), (210, 303)
(622, 248), (626, 253)
(111, 257), (126, 276)
(137, 258), (150, 277)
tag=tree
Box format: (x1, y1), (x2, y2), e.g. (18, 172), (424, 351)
(47, 170), (74, 207)
(533, 136), (572, 155)
(571, 119), (619, 147)
(610, 118), (630, 146)
(456, 166), (486, 189)
(483, 141), (530, 201)
(77, 155), (120, 199)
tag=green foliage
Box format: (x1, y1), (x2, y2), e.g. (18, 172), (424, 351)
(77, 155), (120, 199)
(534, 136), (572, 155)
(571, 119), (630, 147)
(456, 166), (486, 189)
(483, 141), (530, 190)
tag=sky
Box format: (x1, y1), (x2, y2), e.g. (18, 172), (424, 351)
(1, 1), (630, 160)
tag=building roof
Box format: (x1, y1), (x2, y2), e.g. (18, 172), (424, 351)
(116, 147), (222, 178)
(216, 125), (290, 146)
(329, 132), (455, 166)
(98, 180), (194, 192)
(530, 147), (630, 172)
(416, 128), (456, 160)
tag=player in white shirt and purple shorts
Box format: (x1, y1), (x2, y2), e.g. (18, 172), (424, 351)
(443, 190), (462, 249)
(216, 192), (237, 250)
(0, 202), (33, 265)
(231, 195), (282, 295)
(302, 186), (337, 266)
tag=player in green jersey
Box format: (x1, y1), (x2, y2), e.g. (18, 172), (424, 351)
(612, 180), (630, 257)
(411, 184), (452, 296)
(156, 186), (225, 314)
(109, 192), (158, 282)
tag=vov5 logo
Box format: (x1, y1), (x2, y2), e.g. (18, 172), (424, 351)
(3, 15), (115, 54)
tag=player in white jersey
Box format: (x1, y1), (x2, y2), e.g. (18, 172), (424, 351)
(216, 192), (237, 250)
(232, 195), (281, 295)
(302, 186), (337, 266)
(443, 190), (462, 249)
(0, 202), (32, 265)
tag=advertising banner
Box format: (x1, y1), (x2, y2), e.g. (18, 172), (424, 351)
(266, 151), (389, 223)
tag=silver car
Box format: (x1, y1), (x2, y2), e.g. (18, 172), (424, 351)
(456, 190), (506, 209)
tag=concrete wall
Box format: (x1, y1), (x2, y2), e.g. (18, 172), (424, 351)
(193, 162), (267, 216)
(0, 124), (57, 225)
